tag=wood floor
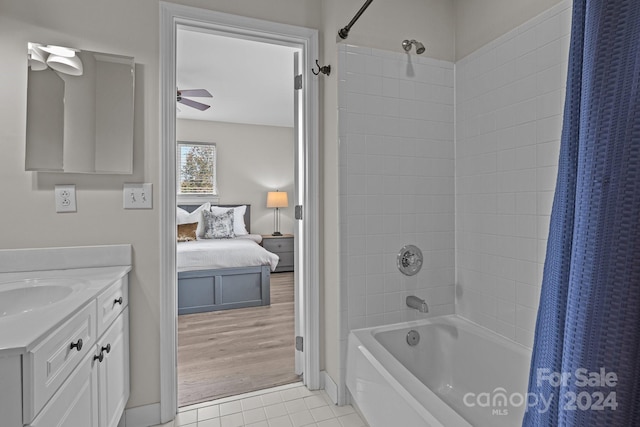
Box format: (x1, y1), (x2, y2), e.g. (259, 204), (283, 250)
(177, 272), (300, 407)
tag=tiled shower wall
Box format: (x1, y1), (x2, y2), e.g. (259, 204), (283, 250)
(337, 45), (456, 344)
(455, 1), (571, 348)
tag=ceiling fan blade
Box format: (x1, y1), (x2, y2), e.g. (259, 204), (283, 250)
(178, 97), (211, 111)
(179, 89), (212, 98)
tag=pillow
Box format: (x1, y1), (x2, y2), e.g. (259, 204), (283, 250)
(176, 203), (210, 238)
(176, 207), (189, 218)
(203, 210), (235, 239)
(177, 222), (198, 242)
(211, 205), (248, 236)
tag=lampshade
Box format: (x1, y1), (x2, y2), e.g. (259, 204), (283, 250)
(39, 45), (78, 58)
(47, 53), (83, 76)
(27, 43), (48, 71)
(266, 191), (288, 208)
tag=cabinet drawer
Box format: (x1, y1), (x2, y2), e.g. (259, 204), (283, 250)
(25, 300), (97, 423)
(277, 252), (294, 268)
(96, 276), (128, 336)
(263, 237), (294, 253)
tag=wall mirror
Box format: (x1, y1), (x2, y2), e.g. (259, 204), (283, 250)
(25, 42), (135, 174)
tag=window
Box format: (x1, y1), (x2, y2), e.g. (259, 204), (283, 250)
(177, 142), (217, 195)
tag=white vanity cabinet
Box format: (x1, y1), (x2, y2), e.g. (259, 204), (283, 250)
(0, 274), (130, 427)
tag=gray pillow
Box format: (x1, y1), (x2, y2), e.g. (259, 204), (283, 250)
(203, 209), (235, 239)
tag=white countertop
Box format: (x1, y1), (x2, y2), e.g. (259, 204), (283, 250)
(0, 265), (131, 355)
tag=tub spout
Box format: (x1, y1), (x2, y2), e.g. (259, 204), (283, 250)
(406, 295), (428, 313)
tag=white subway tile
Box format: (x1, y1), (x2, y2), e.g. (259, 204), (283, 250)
(516, 282), (542, 309)
(515, 326), (536, 348)
(537, 62), (568, 94)
(516, 304), (538, 331)
(516, 28), (538, 56)
(536, 140), (560, 166)
(515, 51), (538, 80)
(537, 166), (558, 191)
(536, 14), (562, 48)
(364, 74), (383, 96)
(365, 54), (383, 76)
(346, 52), (367, 74)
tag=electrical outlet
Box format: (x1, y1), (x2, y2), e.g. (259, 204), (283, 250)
(123, 183), (152, 209)
(55, 185), (77, 213)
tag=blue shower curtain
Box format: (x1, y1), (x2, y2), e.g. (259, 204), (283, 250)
(523, 0), (640, 426)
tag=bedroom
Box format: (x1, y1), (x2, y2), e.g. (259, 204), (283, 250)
(174, 27), (300, 407)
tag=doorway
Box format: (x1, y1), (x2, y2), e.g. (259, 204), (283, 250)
(159, 3), (320, 422)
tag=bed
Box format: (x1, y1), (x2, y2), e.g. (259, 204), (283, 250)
(176, 204), (279, 315)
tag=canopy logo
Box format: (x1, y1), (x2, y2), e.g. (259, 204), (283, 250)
(463, 368), (618, 416)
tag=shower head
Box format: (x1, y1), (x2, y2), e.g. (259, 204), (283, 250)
(402, 39), (426, 54)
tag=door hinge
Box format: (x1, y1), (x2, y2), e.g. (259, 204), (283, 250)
(295, 205), (303, 220)
(294, 74), (303, 90)
(296, 336), (304, 352)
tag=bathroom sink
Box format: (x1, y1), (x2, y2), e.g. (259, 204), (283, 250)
(0, 278), (83, 317)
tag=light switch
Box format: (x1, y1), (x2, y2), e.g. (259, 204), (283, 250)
(55, 185), (77, 213)
(123, 183), (152, 209)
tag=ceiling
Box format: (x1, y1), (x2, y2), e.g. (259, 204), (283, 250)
(176, 28), (298, 128)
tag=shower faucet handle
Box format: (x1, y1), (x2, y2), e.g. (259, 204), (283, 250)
(397, 245), (423, 276)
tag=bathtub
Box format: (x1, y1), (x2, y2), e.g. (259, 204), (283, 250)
(346, 315), (532, 427)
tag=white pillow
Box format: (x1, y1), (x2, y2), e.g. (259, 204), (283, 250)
(177, 203), (210, 238)
(211, 205), (248, 236)
(176, 207), (189, 219)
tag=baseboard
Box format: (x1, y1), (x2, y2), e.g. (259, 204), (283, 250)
(119, 403), (162, 427)
(321, 370), (338, 405)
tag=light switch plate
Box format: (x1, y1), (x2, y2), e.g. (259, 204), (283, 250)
(55, 185), (77, 213)
(123, 183), (153, 209)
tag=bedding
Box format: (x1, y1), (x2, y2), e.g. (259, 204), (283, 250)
(177, 235), (279, 272)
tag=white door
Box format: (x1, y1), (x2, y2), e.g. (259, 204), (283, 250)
(293, 51), (304, 376)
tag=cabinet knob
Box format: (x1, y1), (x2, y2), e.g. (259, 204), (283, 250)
(94, 352), (104, 363)
(102, 344), (111, 354)
(114, 297), (124, 306)
(70, 339), (83, 352)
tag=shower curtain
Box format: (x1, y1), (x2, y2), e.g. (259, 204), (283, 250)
(523, 0), (640, 426)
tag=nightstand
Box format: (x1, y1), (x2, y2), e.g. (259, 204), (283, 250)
(262, 234), (294, 272)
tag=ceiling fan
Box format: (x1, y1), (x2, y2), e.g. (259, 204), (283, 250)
(176, 89), (212, 111)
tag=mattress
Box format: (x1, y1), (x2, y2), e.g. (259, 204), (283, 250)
(177, 235), (279, 272)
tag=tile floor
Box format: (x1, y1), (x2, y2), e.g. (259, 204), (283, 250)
(153, 383), (368, 427)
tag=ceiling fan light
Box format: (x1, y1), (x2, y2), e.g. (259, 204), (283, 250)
(47, 54), (84, 76)
(40, 44), (79, 58)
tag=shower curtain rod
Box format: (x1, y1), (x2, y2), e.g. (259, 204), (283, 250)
(338, 0), (373, 40)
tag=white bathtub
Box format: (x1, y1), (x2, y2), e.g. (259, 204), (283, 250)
(346, 315), (532, 427)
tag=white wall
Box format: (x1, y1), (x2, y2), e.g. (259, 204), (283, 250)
(0, 0), (161, 409)
(455, 1), (571, 347)
(177, 119), (295, 235)
(454, 0), (566, 60)
(338, 45), (456, 387)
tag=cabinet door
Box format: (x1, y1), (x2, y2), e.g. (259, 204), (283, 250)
(28, 351), (99, 427)
(97, 308), (130, 427)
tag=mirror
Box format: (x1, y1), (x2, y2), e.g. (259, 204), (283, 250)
(25, 43), (135, 174)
